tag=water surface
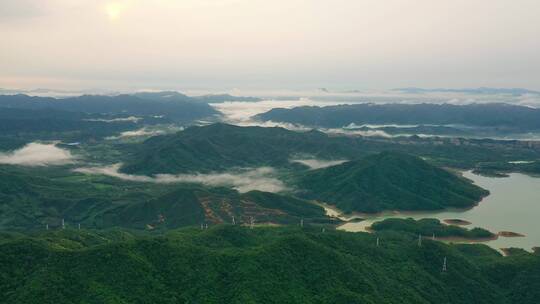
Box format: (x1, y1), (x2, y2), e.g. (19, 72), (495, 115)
(336, 171), (540, 251)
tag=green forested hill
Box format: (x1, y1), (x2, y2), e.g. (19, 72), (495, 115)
(1, 225), (538, 303)
(296, 152), (489, 213)
(0, 166), (327, 230)
(120, 123), (343, 174)
(119, 123), (540, 175)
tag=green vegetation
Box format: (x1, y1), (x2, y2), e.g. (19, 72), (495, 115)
(474, 161), (540, 177)
(120, 123), (540, 176)
(120, 123), (345, 174)
(1, 225), (539, 303)
(3, 98), (540, 303)
(0, 166), (327, 230)
(296, 152), (489, 213)
(255, 103), (540, 132)
(370, 218), (496, 240)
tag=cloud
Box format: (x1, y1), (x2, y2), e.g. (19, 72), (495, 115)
(0, 143), (75, 166)
(290, 158), (347, 170)
(343, 123), (421, 129)
(211, 98), (351, 124)
(106, 128), (165, 139)
(324, 128), (392, 138)
(209, 98), (408, 138)
(236, 120), (313, 132)
(0, 0), (45, 21)
(84, 116), (141, 123)
(106, 125), (183, 140)
(74, 164), (287, 193)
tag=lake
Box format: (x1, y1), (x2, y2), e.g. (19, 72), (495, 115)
(335, 171), (540, 251)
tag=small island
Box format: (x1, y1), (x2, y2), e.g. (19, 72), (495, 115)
(498, 231), (525, 238)
(471, 168), (510, 178)
(501, 248), (530, 256)
(370, 218), (497, 242)
(443, 219), (472, 226)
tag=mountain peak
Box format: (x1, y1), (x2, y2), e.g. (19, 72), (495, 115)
(296, 152), (488, 213)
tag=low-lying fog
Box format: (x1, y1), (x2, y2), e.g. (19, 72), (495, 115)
(75, 164), (287, 193)
(84, 116), (142, 123)
(0, 143), (75, 166)
(209, 89), (540, 139)
(106, 128), (166, 140)
(290, 158), (348, 170)
(211, 99), (399, 137)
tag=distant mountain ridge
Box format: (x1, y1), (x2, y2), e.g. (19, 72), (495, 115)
(255, 102), (540, 130)
(0, 107), (137, 140)
(0, 93), (218, 123)
(193, 93), (262, 103)
(395, 87), (540, 95)
(296, 152), (489, 213)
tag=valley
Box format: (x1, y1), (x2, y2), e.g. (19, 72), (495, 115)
(2, 92), (540, 303)
(4, 2), (540, 301)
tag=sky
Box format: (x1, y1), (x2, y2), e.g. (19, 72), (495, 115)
(1, 0), (539, 91)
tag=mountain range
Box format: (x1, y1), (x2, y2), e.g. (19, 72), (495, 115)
(255, 103), (540, 131)
(0, 93), (219, 123)
(120, 123), (540, 175)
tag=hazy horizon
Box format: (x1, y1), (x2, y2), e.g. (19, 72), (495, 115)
(1, 0), (539, 91)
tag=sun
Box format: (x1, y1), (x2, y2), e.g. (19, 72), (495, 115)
(105, 2), (127, 20)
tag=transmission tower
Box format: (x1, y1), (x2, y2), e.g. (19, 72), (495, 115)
(442, 257), (447, 272)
